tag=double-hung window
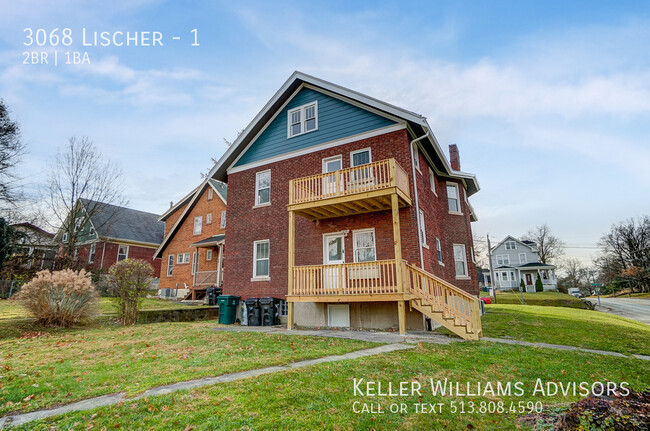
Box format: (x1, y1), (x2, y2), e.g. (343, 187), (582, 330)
(496, 255), (510, 265)
(207, 188), (213, 200)
(436, 238), (443, 264)
(193, 216), (202, 235)
(177, 253), (190, 264)
(117, 245), (128, 262)
(220, 211), (227, 228)
(206, 213), (212, 224)
(167, 255), (174, 276)
(255, 170), (271, 206)
(453, 244), (468, 278)
(418, 209), (427, 246)
(287, 102), (318, 137)
(253, 240), (270, 278)
(429, 168), (437, 195)
(506, 241), (517, 250)
(353, 229), (376, 262)
(519, 253), (527, 264)
(447, 183), (460, 213)
(88, 243), (96, 263)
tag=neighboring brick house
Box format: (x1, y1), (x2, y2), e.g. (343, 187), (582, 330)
(154, 179), (227, 300)
(484, 236), (558, 292)
(54, 199), (164, 277)
(207, 72), (482, 339)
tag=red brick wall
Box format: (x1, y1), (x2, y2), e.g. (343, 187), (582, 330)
(159, 185), (227, 291)
(163, 202), (189, 237)
(76, 241), (161, 277)
(413, 144), (478, 294)
(224, 128), (478, 299)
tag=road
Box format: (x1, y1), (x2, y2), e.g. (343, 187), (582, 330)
(587, 297), (650, 324)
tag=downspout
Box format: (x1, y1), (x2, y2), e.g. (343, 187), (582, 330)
(409, 130), (430, 270)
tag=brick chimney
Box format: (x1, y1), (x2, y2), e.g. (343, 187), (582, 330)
(449, 144), (461, 171)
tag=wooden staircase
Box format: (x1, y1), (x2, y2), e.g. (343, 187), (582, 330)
(403, 262), (482, 341)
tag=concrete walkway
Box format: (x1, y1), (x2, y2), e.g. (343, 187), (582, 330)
(483, 337), (650, 361)
(0, 343), (414, 429)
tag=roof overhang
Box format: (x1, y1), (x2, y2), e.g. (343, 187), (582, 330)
(190, 234), (225, 248)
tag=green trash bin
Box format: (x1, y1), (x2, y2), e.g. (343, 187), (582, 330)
(217, 295), (240, 324)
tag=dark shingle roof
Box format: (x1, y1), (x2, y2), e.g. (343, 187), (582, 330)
(81, 199), (164, 245)
(518, 262), (555, 269)
(521, 240), (536, 246)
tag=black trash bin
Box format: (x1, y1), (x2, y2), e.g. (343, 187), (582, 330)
(217, 295), (240, 324)
(259, 297), (281, 326)
(206, 287), (220, 306)
(244, 298), (261, 326)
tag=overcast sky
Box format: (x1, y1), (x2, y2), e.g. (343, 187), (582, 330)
(1, 0), (649, 266)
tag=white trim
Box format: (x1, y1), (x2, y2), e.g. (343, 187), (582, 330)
(414, 145), (421, 173)
(227, 124), (406, 174)
(193, 216), (202, 235)
(191, 251), (199, 275)
(220, 211), (227, 228)
(352, 228), (376, 263)
(435, 238), (444, 265)
(453, 243), (469, 279)
(328, 304), (350, 327)
(207, 188), (213, 200)
(255, 169), (271, 206)
(206, 213), (212, 225)
(519, 253), (527, 264)
(177, 252), (190, 264)
(322, 155), (343, 173)
(253, 239), (270, 278)
(287, 100), (318, 138)
(428, 167), (437, 196)
(88, 243), (96, 263)
(207, 180), (228, 205)
(159, 185), (201, 221)
(418, 209), (427, 247)
(206, 250), (212, 261)
(350, 147), (372, 166)
(322, 232), (346, 264)
(166, 254), (174, 276)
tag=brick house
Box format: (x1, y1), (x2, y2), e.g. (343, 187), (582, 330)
(207, 72), (482, 339)
(55, 199), (164, 277)
(154, 179), (227, 300)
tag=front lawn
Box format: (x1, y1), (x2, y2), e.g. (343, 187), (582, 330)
(0, 321), (375, 416)
(481, 304), (650, 355)
(18, 341), (650, 430)
(493, 291), (589, 309)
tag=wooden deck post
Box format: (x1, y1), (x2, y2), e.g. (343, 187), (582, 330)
(287, 209), (295, 330)
(398, 300), (406, 335)
(391, 190), (406, 335)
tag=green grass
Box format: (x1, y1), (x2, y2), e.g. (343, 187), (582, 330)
(481, 304), (650, 355)
(0, 298), (201, 320)
(0, 321), (375, 416)
(16, 341), (650, 430)
(493, 291), (590, 309)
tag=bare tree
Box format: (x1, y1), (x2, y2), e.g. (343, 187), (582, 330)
(522, 224), (565, 264)
(597, 216), (650, 293)
(0, 100), (26, 212)
(46, 137), (127, 265)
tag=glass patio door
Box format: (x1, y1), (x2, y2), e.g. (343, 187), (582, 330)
(322, 156), (342, 196)
(323, 233), (345, 290)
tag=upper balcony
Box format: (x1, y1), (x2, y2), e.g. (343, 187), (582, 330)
(287, 158), (412, 220)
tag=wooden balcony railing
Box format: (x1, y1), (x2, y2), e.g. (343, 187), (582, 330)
(404, 262), (482, 335)
(293, 259), (400, 296)
(193, 270), (221, 287)
(289, 158), (410, 206)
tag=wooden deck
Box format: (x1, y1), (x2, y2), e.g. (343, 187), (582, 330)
(287, 158), (411, 220)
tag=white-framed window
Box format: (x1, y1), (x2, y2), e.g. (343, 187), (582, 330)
(89, 226), (95, 236)
(353, 229), (376, 262)
(496, 255), (510, 265)
(255, 170), (271, 206)
(501, 271), (509, 281)
(206, 213), (212, 224)
(207, 188), (213, 200)
(471, 247), (476, 264)
(436, 238), (443, 264)
(88, 243), (96, 263)
(177, 252), (190, 264)
(206, 250), (212, 261)
(414, 145), (421, 172)
(253, 240), (270, 278)
(62, 232), (68, 242)
(350, 148), (372, 167)
(447, 183), (461, 213)
(117, 245), (128, 262)
(418, 209), (427, 246)
(193, 216), (202, 235)
(429, 167), (437, 195)
(506, 241), (517, 250)
(278, 300), (288, 317)
(287, 101), (318, 138)
(74, 217), (83, 232)
(453, 244), (468, 278)
(167, 254), (174, 276)
(519, 253), (527, 264)
(220, 211), (227, 228)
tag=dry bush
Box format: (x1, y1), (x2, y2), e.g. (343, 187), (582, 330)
(109, 258), (153, 325)
(17, 269), (99, 326)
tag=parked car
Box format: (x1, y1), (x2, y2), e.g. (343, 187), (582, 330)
(568, 288), (583, 298)
(480, 297), (492, 304)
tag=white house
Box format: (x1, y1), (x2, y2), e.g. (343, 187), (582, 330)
(484, 236), (557, 292)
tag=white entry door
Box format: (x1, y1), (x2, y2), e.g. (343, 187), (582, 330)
(328, 304), (350, 327)
(323, 233), (345, 290)
(322, 156), (342, 196)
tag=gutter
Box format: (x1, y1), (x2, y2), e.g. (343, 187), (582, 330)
(410, 130), (430, 269)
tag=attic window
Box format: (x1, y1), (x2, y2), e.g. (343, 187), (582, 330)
(208, 189), (214, 200)
(505, 241), (517, 250)
(287, 102), (318, 138)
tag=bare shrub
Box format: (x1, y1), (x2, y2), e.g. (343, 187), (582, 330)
(109, 259), (153, 325)
(17, 269), (99, 326)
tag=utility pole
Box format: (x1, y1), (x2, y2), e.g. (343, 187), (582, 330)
(487, 234), (497, 304)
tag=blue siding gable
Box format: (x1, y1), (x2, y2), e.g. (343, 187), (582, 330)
(233, 87), (397, 167)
